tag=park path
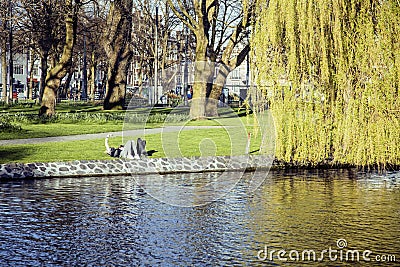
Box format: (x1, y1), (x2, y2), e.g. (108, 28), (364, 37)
(0, 126), (225, 146)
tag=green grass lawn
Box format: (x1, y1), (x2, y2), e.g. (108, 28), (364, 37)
(0, 127), (267, 164)
(1, 101), (181, 115)
(0, 121), (179, 140)
(0, 122), (124, 140)
(1, 102), (99, 113)
(1, 106), (258, 140)
(0, 103), (274, 164)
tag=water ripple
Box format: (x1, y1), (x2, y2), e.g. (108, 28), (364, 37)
(0, 170), (399, 266)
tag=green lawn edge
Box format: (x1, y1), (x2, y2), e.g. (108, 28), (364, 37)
(0, 127), (264, 164)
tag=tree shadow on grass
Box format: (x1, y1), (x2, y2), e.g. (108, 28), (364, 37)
(216, 108), (251, 118)
(0, 147), (32, 164)
(250, 149), (260, 154)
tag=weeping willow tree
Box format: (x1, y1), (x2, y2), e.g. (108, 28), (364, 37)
(253, 0), (400, 168)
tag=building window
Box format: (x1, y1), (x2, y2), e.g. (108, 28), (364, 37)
(14, 65), (24, 75)
(231, 69), (240, 79)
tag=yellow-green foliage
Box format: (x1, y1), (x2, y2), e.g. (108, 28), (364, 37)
(253, 0), (400, 168)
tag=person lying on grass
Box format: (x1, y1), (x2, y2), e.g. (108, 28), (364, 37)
(105, 134), (147, 159)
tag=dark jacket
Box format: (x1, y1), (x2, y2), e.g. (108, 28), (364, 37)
(109, 147), (122, 158)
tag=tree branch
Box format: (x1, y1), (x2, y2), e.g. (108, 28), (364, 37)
(166, 0), (197, 32)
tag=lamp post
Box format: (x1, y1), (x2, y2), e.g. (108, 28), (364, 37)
(82, 31), (88, 100)
(183, 23), (189, 105)
(154, 6), (159, 105)
(245, 30), (250, 90)
(7, 0), (13, 104)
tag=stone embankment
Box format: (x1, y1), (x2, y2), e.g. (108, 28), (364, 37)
(0, 155), (274, 179)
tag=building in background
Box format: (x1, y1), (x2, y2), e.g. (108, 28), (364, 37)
(1, 28), (249, 105)
(0, 51), (41, 101)
(126, 23), (251, 106)
(225, 44), (250, 98)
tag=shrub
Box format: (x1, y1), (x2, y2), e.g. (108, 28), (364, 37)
(0, 120), (22, 132)
(0, 111), (190, 125)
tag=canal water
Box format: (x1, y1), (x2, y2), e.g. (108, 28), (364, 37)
(0, 170), (399, 266)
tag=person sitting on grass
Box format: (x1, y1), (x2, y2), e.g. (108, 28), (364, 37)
(136, 138), (147, 157)
(105, 134), (124, 157)
(105, 134), (147, 159)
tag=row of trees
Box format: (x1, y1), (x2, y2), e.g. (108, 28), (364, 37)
(0, 0), (174, 114)
(253, 0), (400, 167)
(0, 0), (253, 118)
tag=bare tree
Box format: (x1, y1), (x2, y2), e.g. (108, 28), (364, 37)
(86, 3), (109, 102)
(17, 0), (66, 104)
(0, 0), (10, 103)
(102, 0), (133, 110)
(167, 0), (255, 118)
(167, 0), (216, 119)
(130, 3), (156, 97)
(39, 0), (81, 116)
(206, 0), (254, 116)
(73, 1), (108, 102)
(131, 0), (180, 100)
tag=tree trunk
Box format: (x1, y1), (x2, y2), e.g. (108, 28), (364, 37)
(205, 64), (231, 117)
(206, 85), (223, 117)
(138, 59), (144, 96)
(160, 26), (169, 95)
(206, 43), (250, 116)
(28, 52), (35, 100)
(59, 72), (72, 101)
(39, 0), (77, 116)
(64, 70), (73, 99)
(38, 52), (48, 103)
(104, 58), (130, 110)
(102, 0), (133, 110)
(190, 59), (213, 119)
(103, 54), (131, 110)
(89, 50), (96, 101)
(1, 47), (8, 104)
(189, 17), (213, 119)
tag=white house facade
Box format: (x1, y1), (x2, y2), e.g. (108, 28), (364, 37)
(0, 51), (41, 101)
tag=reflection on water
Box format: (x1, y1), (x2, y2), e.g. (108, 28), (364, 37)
(0, 170), (399, 266)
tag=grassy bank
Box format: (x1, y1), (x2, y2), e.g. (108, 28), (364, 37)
(0, 127), (263, 164)
(0, 123), (125, 140)
(0, 103), (265, 164)
(0, 103), (252, 140)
